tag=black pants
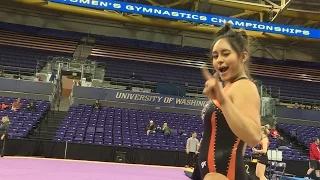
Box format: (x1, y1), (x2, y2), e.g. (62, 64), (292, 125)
(191, 153), (201, 180)
(187, 152), (196, 167)
(310, 160), (320, 170)
(0, 135), (7, 156)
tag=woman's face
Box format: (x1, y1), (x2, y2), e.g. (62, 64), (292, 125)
(211, 38), (247, 83)
(2, 117), (7, 123)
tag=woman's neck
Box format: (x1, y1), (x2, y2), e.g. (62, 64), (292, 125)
(224, 72), (248, 85)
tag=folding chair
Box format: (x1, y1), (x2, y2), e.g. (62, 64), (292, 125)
(266, 161), (277, 180)
(274, 162), (286, 180)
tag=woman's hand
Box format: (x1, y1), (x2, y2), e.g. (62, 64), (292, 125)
(201, 67), (226, 104)
(252, 147), (257, 153)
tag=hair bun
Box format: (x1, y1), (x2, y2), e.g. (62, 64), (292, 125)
(237, 30), (249, 41)
(216, 23), (233, 37)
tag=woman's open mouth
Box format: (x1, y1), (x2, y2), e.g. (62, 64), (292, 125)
(219, 67), (229, 74)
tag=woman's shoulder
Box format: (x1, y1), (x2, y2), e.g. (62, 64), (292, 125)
(228, 79), (260, 98)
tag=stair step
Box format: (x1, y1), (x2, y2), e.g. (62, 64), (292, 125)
(30, 110), (67, 140)
(29, 134), (54, 140)
(41, 127), (59, 132)
(31, 131), (56, 136)
(40, 121), (63, 125)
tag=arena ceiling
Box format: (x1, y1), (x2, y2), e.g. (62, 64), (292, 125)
(128, 0), (320, 29)
(6, 0), (320, 48)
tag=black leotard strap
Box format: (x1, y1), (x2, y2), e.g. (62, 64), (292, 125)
(234, 77), (249, 82)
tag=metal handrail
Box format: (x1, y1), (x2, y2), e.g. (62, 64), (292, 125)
(108, 77), (204, 93)
(0, 64), (36, 77)
(278, 95), (320, 106)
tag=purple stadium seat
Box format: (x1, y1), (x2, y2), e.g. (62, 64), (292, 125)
(53, 104), (310, 161)
(0, 97), (50, 139)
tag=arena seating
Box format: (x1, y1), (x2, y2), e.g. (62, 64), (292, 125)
(0, 30), (78, 54)
(244, 136), (308, 161)
(0, 24), (78, 73)
(53, 104), (202, 151)
(0, 97), (50, 138)
(1, 21), (320, 101)
(95, 35), (207, 55)
(90, 55), (320, 100)
(0, 44), (72, 72)
(90, 57), (203, 87)
(255, 75), (320, 100)
(0, 22), (84, 40)
(53, 104), (307, 160)
(277, 123), (319, 150)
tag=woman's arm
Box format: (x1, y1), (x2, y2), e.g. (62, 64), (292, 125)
(219, 80), (261, 147)
(254, 138), (268, 154)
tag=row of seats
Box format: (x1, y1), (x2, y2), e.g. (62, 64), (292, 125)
(0, 97), (50, 138)
(54, 105), (202, 151)
(0, 23), (77, 73)
(0, 44), (71, 73)
(0, 30), (78, 54)
(0, 22), (84, 40)
(257, 76), (320, 100)
(53, 104), (307, 161)
(277, 123), (320, 148)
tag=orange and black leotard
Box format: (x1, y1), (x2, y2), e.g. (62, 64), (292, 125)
(198, 77), (249, 180)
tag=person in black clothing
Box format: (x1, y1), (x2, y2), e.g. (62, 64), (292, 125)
(162, 123), (172, 136)
(49, 71), (56, 83)
(146, 120), (156, 135)
(252, 125), (270, 180)
(0, 116), (10, 157)
(93, 100), (101, 109)
(26, 101), (36, 111)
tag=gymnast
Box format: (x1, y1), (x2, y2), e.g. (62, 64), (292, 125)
(196, 23), (261, 180)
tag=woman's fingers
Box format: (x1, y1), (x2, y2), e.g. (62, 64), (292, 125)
(201, 67), (213, 81)
(213, 72), (220, 81)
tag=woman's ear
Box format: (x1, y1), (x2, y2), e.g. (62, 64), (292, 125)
(242, 52), (249, 63)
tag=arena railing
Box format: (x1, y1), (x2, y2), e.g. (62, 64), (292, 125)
(0, 65), (36, 78)
(278, 96), (320, 106)
(257, 84), (320, 107)
(107, 77), (204, 95)
(107, 77), (277, 99)
(36, 60), (50, 73)
(257, 81), (277, 119)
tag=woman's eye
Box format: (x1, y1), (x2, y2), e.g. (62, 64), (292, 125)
(223, 53), (230, 57)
